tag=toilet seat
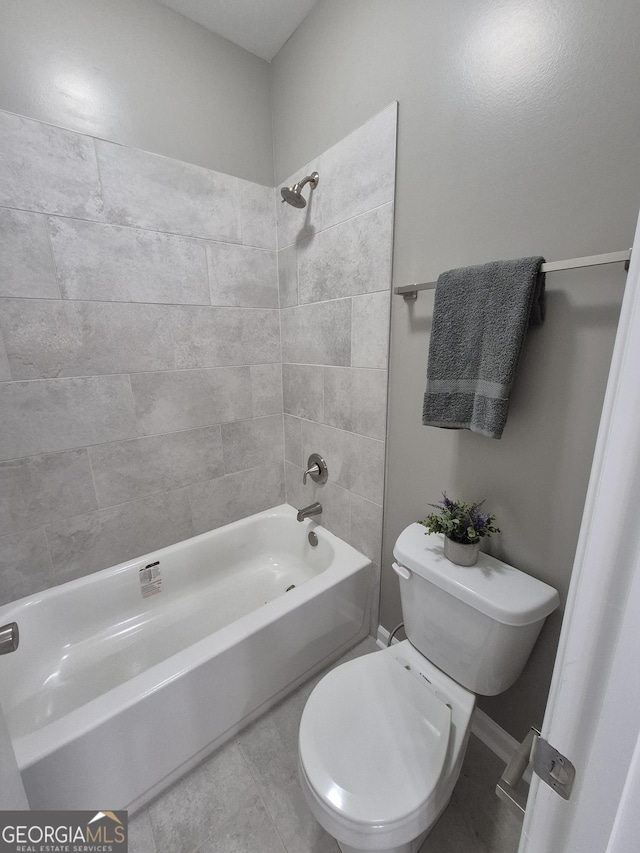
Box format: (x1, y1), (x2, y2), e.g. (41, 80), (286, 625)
(299, 651), (451, 832)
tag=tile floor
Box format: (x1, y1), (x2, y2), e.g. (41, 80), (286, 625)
(129, 638), (523, 853)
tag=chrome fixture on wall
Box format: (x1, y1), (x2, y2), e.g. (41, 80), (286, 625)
(296, 502), (322, 522)
(280, 171), (319, 208)
(303, 453), (328, 485)
(0, 622), (19, 655)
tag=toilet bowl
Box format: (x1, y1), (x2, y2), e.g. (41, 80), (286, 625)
(299, 641), (475, 853)
(298, 523), (560, 853)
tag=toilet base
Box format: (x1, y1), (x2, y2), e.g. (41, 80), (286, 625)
(332, 794), (455, 853)
(337, 829), (428, 853)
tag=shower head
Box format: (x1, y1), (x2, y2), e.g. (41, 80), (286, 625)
(280, 186), (307, 208)
(280, 171), (319, 208)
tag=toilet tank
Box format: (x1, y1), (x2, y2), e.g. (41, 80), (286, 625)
(393, 524), (559, 696)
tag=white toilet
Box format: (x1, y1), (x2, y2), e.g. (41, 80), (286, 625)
(298, 523), (559, 853)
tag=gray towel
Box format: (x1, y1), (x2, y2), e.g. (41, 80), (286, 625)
(422, 256), (545, 439)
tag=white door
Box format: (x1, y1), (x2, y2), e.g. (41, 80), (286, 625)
(519, 210), (640, 852)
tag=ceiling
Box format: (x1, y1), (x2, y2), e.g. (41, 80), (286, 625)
(158, 0), (319, 61)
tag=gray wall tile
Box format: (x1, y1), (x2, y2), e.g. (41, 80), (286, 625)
(275, 112), (394, 628)
(282, 364), (323, 421)
(350, 204), (394, 296)
(0, 209), (58, 298)
(345, 433), (385, 506)
(351, 290), (391, 369)
(283, 415), (302, 466)
(207, 242), (278, 308)
(0, 376), (138, 461)
(222, 415), (284, 474)
(0, 335), (10, 381)
(0, 449), (97, 537)
(191, 461), (285, 534)
(0, 111), (103, 219)
(0, 299), (175, 379)
(0, 528), (55, 607)
(239, 181), (276, 250)
(297, 205), (393, 303)
(130, 367), (252, 436)
(323, 367), (388, 440)
(171, 307), (281, 368)
(89, 426), (224, 508)
(49, 217), (210, 305)
(46, 488), (195, 582)
(0, 107), (393, 607)
(281, 299), (351, 366)
(277, 244), (298, 308)
(349, 493), (383, 563)
(321, 104), (397, 229)
(96, 139), (241, 242)
(251, 363), (283, 417)
(276, 159), (323, 250)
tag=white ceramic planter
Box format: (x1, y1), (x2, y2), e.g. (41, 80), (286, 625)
(444, 536), (480, 566)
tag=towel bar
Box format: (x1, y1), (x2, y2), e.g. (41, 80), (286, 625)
(395, 249), (632, 300)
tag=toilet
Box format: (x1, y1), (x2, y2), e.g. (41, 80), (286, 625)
(298, 523), (560, 853)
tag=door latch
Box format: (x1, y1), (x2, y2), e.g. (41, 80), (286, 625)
(531, 733), (576, 800)
(496, 727), (576, 817)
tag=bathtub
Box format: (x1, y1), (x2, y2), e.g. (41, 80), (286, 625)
(0, 504), (372, 812)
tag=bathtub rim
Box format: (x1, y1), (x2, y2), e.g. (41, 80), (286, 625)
(3, 504), (372, 770)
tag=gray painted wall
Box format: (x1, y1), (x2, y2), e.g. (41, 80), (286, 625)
(271, 0), (640, 738)
(0, 0), (273, 185)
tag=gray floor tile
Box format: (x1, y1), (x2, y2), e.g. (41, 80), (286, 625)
(128, 811), (156, 853)
(147, 741), (259, 853)
(420, 735), (523, 853)
(235, 639), (376, 853)
(138, 637), (522, 853)
(195, 795), (286, 853)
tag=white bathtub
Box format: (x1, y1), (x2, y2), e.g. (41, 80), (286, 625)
(0, 504), (372, 812)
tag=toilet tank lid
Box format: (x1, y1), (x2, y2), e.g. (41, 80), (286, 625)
(393, 524), (559, 626)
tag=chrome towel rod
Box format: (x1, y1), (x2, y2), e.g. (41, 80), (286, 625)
(395, 249), (632, 301)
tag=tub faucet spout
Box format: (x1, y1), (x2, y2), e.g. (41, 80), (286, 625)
(297, 502), (322, 522)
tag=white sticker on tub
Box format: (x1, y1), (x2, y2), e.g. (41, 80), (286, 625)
(139, 560), (162, 598)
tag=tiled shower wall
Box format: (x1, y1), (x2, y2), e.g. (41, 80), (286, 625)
(0, 104), (396, 622)
(0, 109), (283, 605)
(279, 104), (396, 629)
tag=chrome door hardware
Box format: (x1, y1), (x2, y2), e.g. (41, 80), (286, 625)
(303, 453), (328, 485)
(496, 728), (575, 817)
(531, 733), (576, 800)
(0, 622), (19, 655)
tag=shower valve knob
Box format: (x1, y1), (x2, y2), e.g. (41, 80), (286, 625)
(303, 453), (328, 485)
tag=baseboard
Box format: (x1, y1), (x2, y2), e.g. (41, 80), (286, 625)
(376, 625), (530, 781)
(376, 624), (392, 648)
(471, 707), (532, 782)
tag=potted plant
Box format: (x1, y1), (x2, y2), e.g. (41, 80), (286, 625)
(419, 493), (500, 566)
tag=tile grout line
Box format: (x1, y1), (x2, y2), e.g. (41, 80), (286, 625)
(0, 412), (286, 467)
(0, 203), (277, 250)
(234, 738), (291, 853)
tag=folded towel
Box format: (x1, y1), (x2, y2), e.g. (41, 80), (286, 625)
(422, 256), (545, 439)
